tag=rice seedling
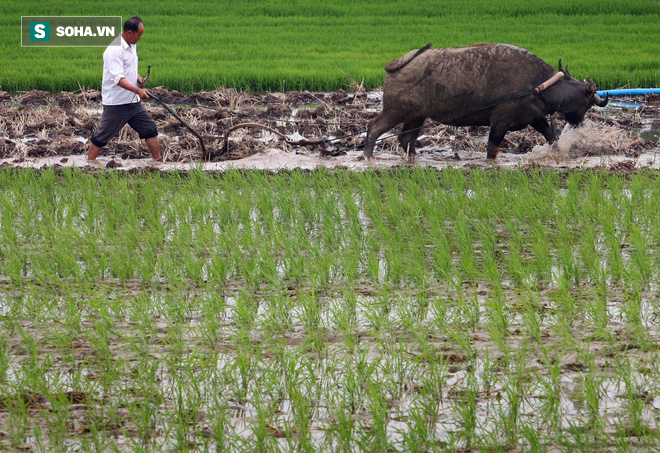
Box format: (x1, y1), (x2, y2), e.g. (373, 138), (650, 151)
(0, 168), (659, 450)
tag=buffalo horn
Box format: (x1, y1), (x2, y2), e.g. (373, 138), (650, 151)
(594, 92), (609, 107)
(558, 59), (572, 79)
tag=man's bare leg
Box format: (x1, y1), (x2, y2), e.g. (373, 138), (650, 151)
(88, 143), (102, 161)
(145, 136), (161, 160)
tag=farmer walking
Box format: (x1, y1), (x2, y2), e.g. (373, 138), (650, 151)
(88, 16), (161, 161)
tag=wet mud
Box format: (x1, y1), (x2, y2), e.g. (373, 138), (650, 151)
(0, 88), (658, 172)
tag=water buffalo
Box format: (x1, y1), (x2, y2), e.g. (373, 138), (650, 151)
(363, 43), (609, 160)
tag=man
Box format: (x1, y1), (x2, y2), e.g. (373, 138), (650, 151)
(88, 16), (161, 161)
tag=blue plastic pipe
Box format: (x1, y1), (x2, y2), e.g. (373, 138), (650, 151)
(597, 88), (660, 97)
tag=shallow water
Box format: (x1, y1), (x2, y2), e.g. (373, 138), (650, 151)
(3, 146), (659, 173)
(1, 92), (658, 172)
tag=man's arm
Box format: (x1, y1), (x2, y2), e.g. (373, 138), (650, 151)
(117, 78), (151, 99)
(105, 48), (151, 99)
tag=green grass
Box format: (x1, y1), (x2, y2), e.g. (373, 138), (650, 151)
(1, 167), (660, 450)
(2, 0), (660, 92)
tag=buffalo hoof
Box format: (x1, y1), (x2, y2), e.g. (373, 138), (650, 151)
(486, 148), (500, 159)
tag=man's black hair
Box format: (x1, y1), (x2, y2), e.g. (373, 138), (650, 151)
(123, 16), (143, 32)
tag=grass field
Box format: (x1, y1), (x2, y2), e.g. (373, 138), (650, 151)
(2, 0), (660, 92)
(1, 167), (660, 450)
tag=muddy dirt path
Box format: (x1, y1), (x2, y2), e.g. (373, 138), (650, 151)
(1, 88), (658, 172)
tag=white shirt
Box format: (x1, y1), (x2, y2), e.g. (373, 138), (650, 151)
(101, 36), (140, 105)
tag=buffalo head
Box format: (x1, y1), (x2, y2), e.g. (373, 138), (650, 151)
(550, 60), (608, 125)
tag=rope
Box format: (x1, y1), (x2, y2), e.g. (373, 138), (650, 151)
(337, 89), (540, 152)
(337, 72), (564, 152)
(150, 94), (208, 159)
(148, 80), (561, 159)
(148, 96), (366, 127)
(537, 90), (560, 141)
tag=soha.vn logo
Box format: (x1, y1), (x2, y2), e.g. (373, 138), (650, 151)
(23, 16), (121, 47)
(30, 22), (50, 41)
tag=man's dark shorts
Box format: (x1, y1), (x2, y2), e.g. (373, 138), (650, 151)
(90, 102), (158, 148)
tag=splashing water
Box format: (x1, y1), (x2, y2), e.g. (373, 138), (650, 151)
(525, 119), (635, 162)
(526, 123), (591, 162)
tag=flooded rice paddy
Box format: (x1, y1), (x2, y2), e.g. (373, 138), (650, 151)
(0, 87), (660, 450)
(0, 167), (659, 450)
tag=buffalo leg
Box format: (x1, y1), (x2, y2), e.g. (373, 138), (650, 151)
(363, 112), (402, 159)
(398, 118), (425, 160)
(486, 123), (509, 159)
(531, 118), (556, 143)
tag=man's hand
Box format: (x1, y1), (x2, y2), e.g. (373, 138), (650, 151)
(137, 75), (145, 88)
(136, 88), (152, 100)
(117, 78), (151, 99)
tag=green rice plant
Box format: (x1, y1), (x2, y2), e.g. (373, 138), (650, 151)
(229, 334), (259, 404)
(16, 324), (43, 382)
(4, 392), (30, 448)
(520, 420), (545, 453)
(298, 291), (327, 355)
(459, 288), (482, 333)
(428, 294), (451, 336)
(520, 289), (544, 347)
(343, 348), (377, 416)
(455, 213), (477, 281)
(484, 295), (511, 366)
(445, 321), (475, 363)
(497, 362), (527, 446)
(578, 221), (599, 281)
(474, 220), (501, 286)
(377, 334), (418, 399)
(602, 224), (625, 284)
(539, 359), (565, 436)
(412, 287), (431, 323)
(557, 218), (581, 287)
(622, 287), (652, 346)
(399, 396), (442, 452)
(614, 358), (653, 440)
(551, 272), (578, 328)
(452, 374), (480, 449)
(583, 286), (612, 342)
(429, 231), (452, 281)
(288, 385), (316, 450)
(327, 391), (359, 452)
(360, 289), (389, 335)
(208, 395), (236, 451)
(166, 363), (206, 451)
(3, 169), (660, 450)
(198, 294), (228, 352)
(629, 223), (652, 284)
(0, 333), (9, 383)
(364, 382), (390, 452)
(582, 369), (607, 436)
(232, 290), (260, 334)
(43, 392), (74, 452)
(330, 290), (360, 354)
(238, 391), (275, 452)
